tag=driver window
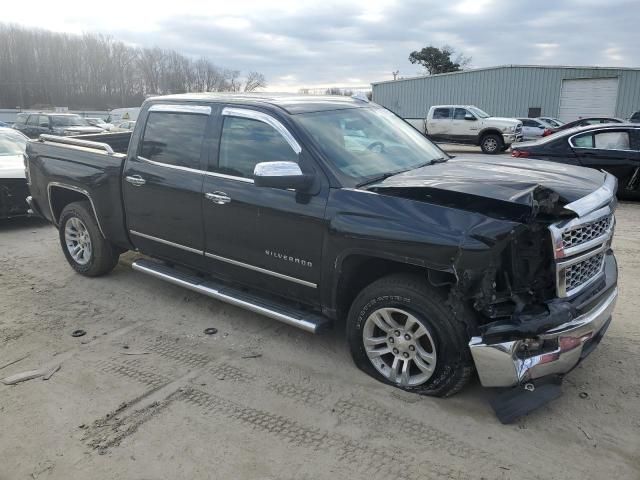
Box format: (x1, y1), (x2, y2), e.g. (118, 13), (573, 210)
(594, 131), (629, 150)
(217, 116), (298, 179)
(453, 108), (469, 120)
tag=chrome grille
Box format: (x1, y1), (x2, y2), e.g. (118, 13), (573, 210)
(550, 201), (614, 298)
(561, 215), (612, 250)
(565, 252), (605, 294)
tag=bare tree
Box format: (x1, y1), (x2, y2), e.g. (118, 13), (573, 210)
(0, 23), (267, 109)
(243, 71), (267, 92)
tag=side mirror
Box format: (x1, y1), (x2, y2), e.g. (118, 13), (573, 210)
(253, 161), (313, 191)
(464, 114), (475, 121)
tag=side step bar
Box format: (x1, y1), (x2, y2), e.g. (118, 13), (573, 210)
(132, 259), (331, 334)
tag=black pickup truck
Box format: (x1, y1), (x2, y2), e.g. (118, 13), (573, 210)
(25, 94), (618, 415)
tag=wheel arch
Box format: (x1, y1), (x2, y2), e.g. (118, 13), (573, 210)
(476, 128), (503, 145)
(331, 252), (457, 322)
(48, 183), (105, 237)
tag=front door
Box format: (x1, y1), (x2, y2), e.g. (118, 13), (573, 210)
(123, 104), (213, 267)
(571, 128), (640, 194)
(201, 107), (328, 305)
(450, 108), (477, 142)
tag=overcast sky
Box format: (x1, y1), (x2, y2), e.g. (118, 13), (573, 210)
(3, 0), (638, 91)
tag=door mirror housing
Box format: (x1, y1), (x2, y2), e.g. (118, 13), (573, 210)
(253, 161), (314, 190)
(464, 114), (476, 121)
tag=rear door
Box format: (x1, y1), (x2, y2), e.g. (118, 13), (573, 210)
(570, 128), (640, 193)
(123, 104), (213, 268)
(201, 106), (328, 305)
(427, 107), (452, 140)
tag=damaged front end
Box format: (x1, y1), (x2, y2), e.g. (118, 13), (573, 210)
(466, 173), (618, 388)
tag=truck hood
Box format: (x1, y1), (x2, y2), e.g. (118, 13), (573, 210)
(484, 117), (521, 127)
(0, 154), (26, 179)
(367, 156), (605, 221)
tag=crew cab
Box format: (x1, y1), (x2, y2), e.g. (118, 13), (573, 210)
(407, 105), (523, 154)
(25, 94), (618, 420)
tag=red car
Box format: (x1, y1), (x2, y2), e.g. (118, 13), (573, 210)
(542, 117), (624, 137)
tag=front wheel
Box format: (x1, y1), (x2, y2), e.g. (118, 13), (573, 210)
(346, 274), (473, 397)
(480, 134), (503, 154)
(58, 201), (120, 276)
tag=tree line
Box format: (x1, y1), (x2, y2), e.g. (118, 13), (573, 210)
(0, 24), (267, 110)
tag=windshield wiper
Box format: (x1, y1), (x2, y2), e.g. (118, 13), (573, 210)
(356, 171), (400, 188)
(355, 158), (449, 188)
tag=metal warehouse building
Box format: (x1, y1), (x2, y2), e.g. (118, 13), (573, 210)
(371, 65), (640, 122)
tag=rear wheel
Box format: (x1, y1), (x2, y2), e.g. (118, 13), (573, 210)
(347, 274), (473, 397)
(58, 201), (120, 276)
(480, 134), (502, 154)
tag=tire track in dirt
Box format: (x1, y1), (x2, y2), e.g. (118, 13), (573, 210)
(182, 387), (468, 480)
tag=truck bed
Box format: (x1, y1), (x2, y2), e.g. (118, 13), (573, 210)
(26, 133), (132, 248)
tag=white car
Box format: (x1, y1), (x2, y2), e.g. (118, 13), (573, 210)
(408, 105), (523, 154)
(110, 120), (136, 132)
(538, 116), (564, 128)
(0, 128), (29, 218)
(85, 117), (114, 131)
(517, 118), (554, 141)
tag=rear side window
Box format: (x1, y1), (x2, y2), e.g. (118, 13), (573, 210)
(140, 112), (207, 169)
(594, 131), (630, 150)
(571, 133), (594, 148)
(433, 108), (452, 120)
(217, 116), (298, 179)
(631, 112), (640, 122)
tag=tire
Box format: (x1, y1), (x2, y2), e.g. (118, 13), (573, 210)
(58, 201), (120, 277)
(500, 144), (510, 152)
(480, 134), (503, 154)
(347, 274), (473, 397)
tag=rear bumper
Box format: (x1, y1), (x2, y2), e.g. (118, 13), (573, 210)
(469, 286), (617, 387)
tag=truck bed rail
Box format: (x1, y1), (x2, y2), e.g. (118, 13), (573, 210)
(38, 134), (115, 155)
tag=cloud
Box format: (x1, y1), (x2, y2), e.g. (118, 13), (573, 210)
(1, 0), (638, 91)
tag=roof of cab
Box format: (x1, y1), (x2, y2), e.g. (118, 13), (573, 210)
(144, 93), (370, 114)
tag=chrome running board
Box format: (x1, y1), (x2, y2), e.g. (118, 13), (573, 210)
(132, 259), (330, 334)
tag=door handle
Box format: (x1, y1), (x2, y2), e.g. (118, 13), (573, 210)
(125, 175), (146, 187)
(205, 192), (231, 205)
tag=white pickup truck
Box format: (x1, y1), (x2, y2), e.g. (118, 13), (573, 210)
(406, 105), (523, 154)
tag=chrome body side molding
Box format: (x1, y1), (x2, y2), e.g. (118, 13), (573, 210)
(128, 230), (316, 288)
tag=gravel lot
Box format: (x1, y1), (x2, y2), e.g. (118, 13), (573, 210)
(0, 198), (638, 479)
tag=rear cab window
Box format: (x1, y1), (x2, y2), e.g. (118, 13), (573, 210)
(216, 115), (298, 179)
(140, 111), (208, 170)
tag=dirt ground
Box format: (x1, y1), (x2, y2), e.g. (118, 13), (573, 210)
(0, 202), (639, 479)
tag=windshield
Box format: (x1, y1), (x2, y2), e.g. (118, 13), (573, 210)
(468, 106), (490, 118)
(0, 130), (27, 156)
(51, 115), (88, 127)
(296, 107), (447, 182)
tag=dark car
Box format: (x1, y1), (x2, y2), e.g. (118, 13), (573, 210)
(542, 117), (624, 137)
(0, 127), (30, 218)
(13, 113), (103, 139)
(24, 94), (619, 421)
(512, 123), (640, 199)
(629, 111), (640, 123)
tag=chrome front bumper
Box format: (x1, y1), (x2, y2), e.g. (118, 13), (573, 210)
(469, 287), (618, 387)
